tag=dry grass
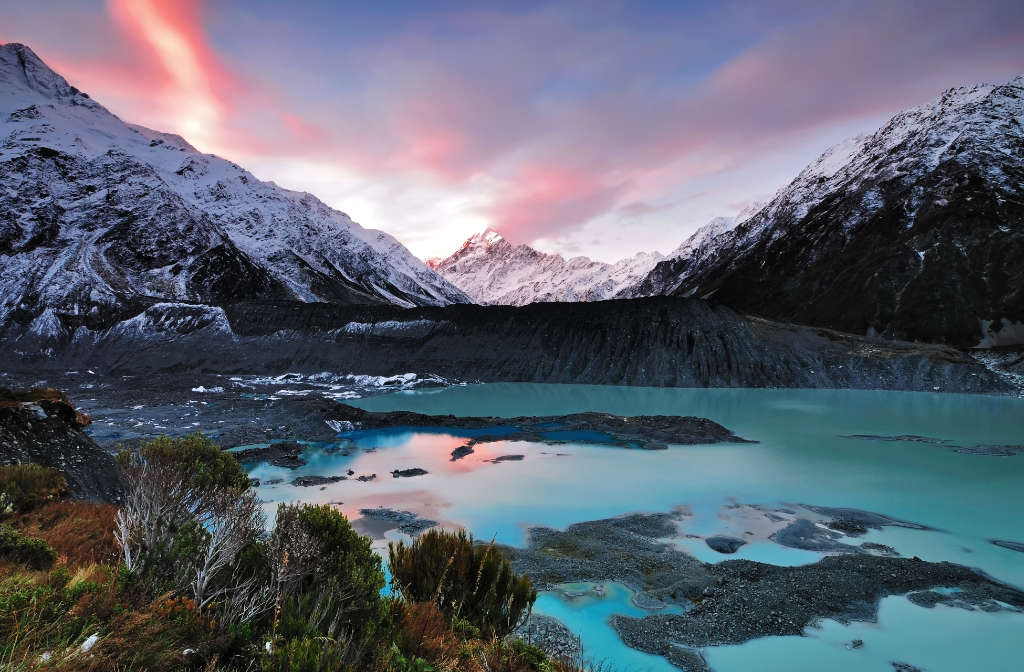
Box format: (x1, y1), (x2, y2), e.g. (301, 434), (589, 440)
(9, 501), (118, 569)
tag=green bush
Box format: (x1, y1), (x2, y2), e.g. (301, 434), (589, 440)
(261, 635), (350, 672)
(0, 524), (57, 570)
(115, 433), (263, 605)
(0, 464), (69, 515)
(270, 504), (389, 667)
(116, 433), (250, 493)
(389, 529), (537, 638)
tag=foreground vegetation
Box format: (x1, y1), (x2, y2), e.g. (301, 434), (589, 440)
(0, 435), (581, 672)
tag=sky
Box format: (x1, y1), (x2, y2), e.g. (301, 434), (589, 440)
(2, 1), (1023, 262)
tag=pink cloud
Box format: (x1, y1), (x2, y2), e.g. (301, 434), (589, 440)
(489, 164), (631, 243)
(6, 0), (1022, 255)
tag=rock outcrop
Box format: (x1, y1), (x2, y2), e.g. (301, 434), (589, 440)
(0, 388), (121, 501)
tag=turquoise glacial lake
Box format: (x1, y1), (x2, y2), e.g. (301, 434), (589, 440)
(247, 384), (1024, 671)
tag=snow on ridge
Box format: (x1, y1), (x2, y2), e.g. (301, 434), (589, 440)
(106, 303), (234, 339)
(27, 307), (65, 339)
(229, 370), (457, 393)
(340, 319), (446, 338)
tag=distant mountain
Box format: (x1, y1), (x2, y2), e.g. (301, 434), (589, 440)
(430, 228), (664, 305)
(0, 43), (467, 341)
(628, 76), (1024, 347)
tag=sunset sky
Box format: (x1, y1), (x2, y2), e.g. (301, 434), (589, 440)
(3, 0), (1023, 261)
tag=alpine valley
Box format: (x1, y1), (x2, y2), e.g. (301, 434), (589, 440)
(1, 42), (1020, 391)
(3, 35), (1024, 672)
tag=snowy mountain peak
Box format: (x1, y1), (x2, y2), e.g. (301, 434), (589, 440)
(461, 227), (507, 250)
(0, 43), (93, 106)
(431, 232), (664, 305)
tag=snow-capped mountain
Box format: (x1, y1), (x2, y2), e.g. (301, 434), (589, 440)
(429, 228), (664, 305)
(628, 75), (1024, 347)
(0, 43), (468, 338)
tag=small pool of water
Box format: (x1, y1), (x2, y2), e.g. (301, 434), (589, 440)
(533, 582), (682, 672)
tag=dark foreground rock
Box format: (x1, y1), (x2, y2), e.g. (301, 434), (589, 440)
(5, 297), (1009, 393)
(705, 536), (746, 554)
(502, 511), (713, 604)
(234, 440), (307, 468)
(514, 614), (582, 665)
(391, 468), (428, 478)
(322, 402), (755, 450)
(843, 433), (1024, 457)
(953, 444), (1024, 456)
(0, 388), (122, 502)
(992, 539), (1024, 553)
(771, 508), (929, 553)
(613, 555), (1024, 655)
(291, 475), (345, 487)
(357, 507), (437, 536)
(502, 509), (1024, 669)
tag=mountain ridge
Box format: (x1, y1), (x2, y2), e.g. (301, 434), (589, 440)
(626, 75), (1024, 347)
(0, 42), (468, 341)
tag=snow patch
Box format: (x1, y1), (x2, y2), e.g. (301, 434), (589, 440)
(191, 386), (224, 393)
(341, 319), (443, 338)
(27, 307), (65, 339)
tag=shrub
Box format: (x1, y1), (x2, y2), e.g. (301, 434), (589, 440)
(0, 524), (56, 569)
(270, 504), (389, 667)
(0, 464), (69, 515)
(389, 529), (537, 638)
(260, 635), (350, 672)
(114, 433), (265, 616)
(393, 601), (457, 665)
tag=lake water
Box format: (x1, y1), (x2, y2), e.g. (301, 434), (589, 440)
(247, 384), (1024, 671)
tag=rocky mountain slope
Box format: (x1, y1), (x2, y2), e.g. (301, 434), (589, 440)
(4, 297), (1008, 394)
(0, 42), (467, 343)
(429, 229), (663, 305)
(628, 77), (1024, 347)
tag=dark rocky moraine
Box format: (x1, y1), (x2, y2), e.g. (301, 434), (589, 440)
(501, 510), (1024, 666)
(953, 444), (1024, 456)
(6, 297), (1010, 395)
(322, 402), (756, 450)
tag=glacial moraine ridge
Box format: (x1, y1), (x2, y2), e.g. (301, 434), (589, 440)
(4, 297), (1011, 394)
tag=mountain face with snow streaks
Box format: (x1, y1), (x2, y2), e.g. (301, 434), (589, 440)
(430, 229), (664, 305)
(0, 43), (467, 340)
(627, 76), (1024, 347)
